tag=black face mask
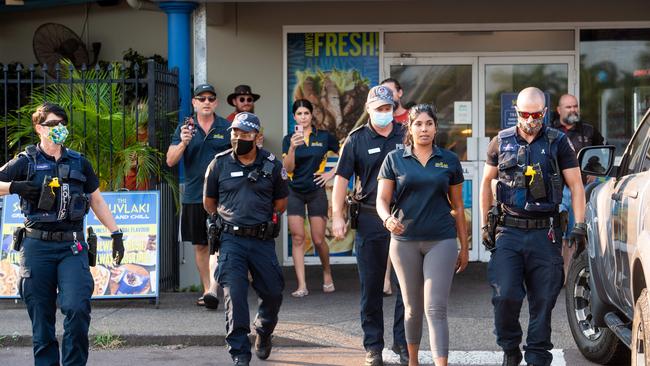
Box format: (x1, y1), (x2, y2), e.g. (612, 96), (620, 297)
(232, 138), (255, 155)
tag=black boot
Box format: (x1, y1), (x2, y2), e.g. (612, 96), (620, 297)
(254, 333), (273, 360)
(364, 349), (383, 366)
(502, 349), (522, 366)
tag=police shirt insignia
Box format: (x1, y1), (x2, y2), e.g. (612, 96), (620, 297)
(236, 113), (248, 122)
(281, 167), (288, 180)
(267, 153), (276, 161)
(541, 149), (546, 155)
(503, 143), (515, 152)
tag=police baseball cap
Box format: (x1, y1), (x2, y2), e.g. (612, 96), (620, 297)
(229, 112), (261, 132)
(366, 85), (394, 110)
(193, 83), (217, 97)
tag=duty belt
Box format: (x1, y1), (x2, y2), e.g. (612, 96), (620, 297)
(26, 228), (85, 242)
(498, 215), (560, 230)
(222, 223), (266, 238)
(358, 203), (378, 215)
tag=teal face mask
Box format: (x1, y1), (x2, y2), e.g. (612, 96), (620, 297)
(371, 111), (393, 127)
(48, 124), (69, 145)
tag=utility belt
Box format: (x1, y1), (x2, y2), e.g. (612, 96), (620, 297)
(25, 228), (85, 242)
(358, 203), (378, 215)
(347, 196), (378, 230)
(498, 214), (560, 230)
(221, 220), (279, 241)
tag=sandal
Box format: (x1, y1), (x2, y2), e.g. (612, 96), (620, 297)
(291, 288), (309, 298)
(196, 296), (205, 306)
(323, 283), (336, 293)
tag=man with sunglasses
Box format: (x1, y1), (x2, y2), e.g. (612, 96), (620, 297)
(204, 112), (288, 366)
(226, 85), (260, 122)
(480, 87), (586, 366)
(166, 83), (231, 310)
(0, 102), (124, 366)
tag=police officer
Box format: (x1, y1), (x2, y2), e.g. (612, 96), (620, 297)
(166, 83), (231, 309)
(203, 112), (288, 366)
(479, 87), (587, 366)
(0, 102), (124, 366)
(332, 85), (408, 366)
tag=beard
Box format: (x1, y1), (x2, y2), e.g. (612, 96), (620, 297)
(563, 113), (580, 125)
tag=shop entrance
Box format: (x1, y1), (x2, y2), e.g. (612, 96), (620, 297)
(385, 55), (576, 261)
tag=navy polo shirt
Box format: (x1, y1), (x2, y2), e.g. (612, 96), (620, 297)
(171, 114), (231, 204)
(335, 122), (405, 205)
(282, 128), (339, 193)
(378, 145), (464, 241)
(204, 148), (289, 226)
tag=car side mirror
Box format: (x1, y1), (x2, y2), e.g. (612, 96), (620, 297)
(577, 145), (616, 177)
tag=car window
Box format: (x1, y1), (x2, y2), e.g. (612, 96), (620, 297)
(621, 119), (650, 176)
(641, 142), (650, 172)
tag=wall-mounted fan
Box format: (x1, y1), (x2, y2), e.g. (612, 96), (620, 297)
(33, 22), (101, 76)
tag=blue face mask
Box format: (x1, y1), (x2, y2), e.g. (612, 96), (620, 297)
(371, 111), (393, 127)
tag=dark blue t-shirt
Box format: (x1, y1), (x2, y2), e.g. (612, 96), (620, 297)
(335, 122), (405, 205)
(378, 145), (464, 241)
(171, 114), (231, 204)
(203, 149), (289, 226)
(282, 128), (339, 193)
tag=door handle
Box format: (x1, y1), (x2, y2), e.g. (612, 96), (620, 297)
(611, 192), (622, 201)
(625, 191), (638, 199)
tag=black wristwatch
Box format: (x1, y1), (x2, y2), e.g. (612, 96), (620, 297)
(574, 222), (587, 231)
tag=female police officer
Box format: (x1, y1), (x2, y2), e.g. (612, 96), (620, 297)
(204, 112), (288, 366)
(0, 102), (123, 366)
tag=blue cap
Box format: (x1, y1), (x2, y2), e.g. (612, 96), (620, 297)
(193, 83), (216, 97)
(230, 112), (261, 132)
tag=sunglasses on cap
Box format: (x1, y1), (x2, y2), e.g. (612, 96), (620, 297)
(516, 110), (545, 120)
(195, 96), (217, 103)
(40, 119), (67, 127)
(238, 96), (254, 103)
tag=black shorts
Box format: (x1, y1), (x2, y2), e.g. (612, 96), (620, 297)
(181, 203), (208, 245)
(287, 187), (328, 218)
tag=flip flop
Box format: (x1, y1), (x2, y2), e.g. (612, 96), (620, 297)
(291, 288), (309, 298)
(323, 283), (336, 293)
(196, 296), (205, 306)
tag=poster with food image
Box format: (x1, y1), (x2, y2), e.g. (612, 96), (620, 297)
(0, 192), (159, 299)
(286, 32), (379, 261)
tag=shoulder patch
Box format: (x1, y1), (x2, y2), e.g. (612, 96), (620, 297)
(267, 152), (275, 161)
(498, 126), (517, 139)
(281, 167), (288, 180)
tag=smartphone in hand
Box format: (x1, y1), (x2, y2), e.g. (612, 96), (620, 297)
(294, 124), (303, 136)
(184, 117), (196, 136)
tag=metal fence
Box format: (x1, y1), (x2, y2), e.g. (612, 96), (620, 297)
(0, 60), (180, 291)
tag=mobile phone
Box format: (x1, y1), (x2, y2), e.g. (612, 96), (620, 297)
(294, 125), (303, 134)
(184, 117), (196, 135)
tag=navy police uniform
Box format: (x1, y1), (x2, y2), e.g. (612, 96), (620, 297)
(335, 121), (407, 352)
(0, 144), (99, 366)
(204, 147), (289, 362)
(486, 126), (578, 366)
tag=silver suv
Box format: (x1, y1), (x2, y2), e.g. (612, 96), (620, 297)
(566, 108), (650, 365)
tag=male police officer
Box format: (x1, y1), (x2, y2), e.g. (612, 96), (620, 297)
(166, 83), (231, 309)
(203, 112), (288, 366)
(479, 87), (586, 366)
(0, 102), (124, 366)
(332, 85), (408, 366)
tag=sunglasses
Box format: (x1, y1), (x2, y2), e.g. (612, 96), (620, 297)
(195, 96), (217, 103)
(516, 110), (545, 120)
(40, 119), (67, 127)
(238, 96), (254, 103)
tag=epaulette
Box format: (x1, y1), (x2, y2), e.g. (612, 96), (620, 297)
(66, 149), (81, 158)
(348, 124), (366, 137)
(214, 148), (233, 159)
(18, 145), (38, 160)
(258, 148), (276, 162)
(498, 126), (517, 139)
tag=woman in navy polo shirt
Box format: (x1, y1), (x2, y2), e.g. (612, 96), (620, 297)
(283, 99), (339, 298)
(376, 104), (469, 366)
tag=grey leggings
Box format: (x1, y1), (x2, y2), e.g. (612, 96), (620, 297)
(389, 238), (458, 358)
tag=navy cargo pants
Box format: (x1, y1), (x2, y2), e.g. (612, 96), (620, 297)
(20, 237), (94, 366)
(216, 233), (284, 362)
(355, 211), (406, 352)
(488, 225), (564, 366)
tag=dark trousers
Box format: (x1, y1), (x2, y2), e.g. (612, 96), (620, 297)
(355, 212), (406, 352)
(488, 226), (564, 366)
(216, 233), (285, 361)
(20, 237), (94, 366)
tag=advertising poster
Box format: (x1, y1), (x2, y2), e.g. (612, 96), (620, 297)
(501, 92), (551, 129)
(0, 191), (159, 299)
(286, 32), (379, 261)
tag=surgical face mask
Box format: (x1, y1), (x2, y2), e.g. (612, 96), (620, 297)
(564, 113), (580, 125)
(48, 124), (69, 145)
(518, 119), (543, 136)
(231, 138), (255, 155)
(371, 111), (393, 127)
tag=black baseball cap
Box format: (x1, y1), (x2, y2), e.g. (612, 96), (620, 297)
(193, 83), (217, 97)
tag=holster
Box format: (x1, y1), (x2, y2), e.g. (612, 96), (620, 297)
(347, 195), (360, 229)
(12, 227), (26, 252)
(560, 210), (569, 236)
(207, 214), (223, 254)
(261, 221), (280, 241)
(87, 227), (97, 267)
(483, 205), (500, 252)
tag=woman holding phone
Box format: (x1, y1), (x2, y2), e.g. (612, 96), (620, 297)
(282, 99), (339, 297)
(376, 104), (469, 366)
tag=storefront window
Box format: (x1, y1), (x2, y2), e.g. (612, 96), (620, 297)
(580, 29), (650, 154)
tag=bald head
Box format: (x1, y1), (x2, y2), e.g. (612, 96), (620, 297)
(516, 87), (546, 110)
(557, 93), (580, 127)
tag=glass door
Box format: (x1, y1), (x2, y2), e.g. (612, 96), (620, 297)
(477, 55), (575, 261)
(385, 57), (481, 261)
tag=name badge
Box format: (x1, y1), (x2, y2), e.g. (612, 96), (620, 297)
(368, 147), (381, 155)
(35, 164), (50, 170)
(230, 171), (244, 177)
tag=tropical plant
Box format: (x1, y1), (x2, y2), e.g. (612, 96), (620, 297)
(4, 60), (177, 201)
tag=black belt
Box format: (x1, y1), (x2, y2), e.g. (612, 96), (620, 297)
(358, 203), (378, 215)
(222, 223), (265, 238)
(26, 228), (85, 242)
(498, 215), (560, 230)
